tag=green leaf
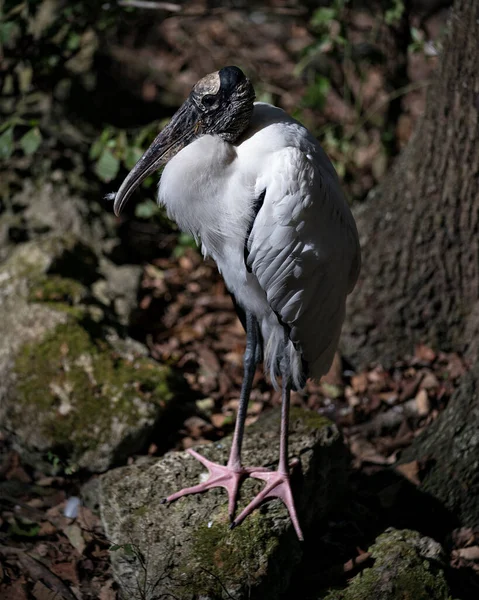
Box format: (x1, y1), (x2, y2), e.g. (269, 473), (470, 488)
(311, 7), (336, 28)
(0, 21), (19, 45)
(173, 233), (198, 258)
(135, 199), (159, 219)
(19, 127), (42, 155)
(385, 0), (405, 26)
(109, 543), (136, 556)
(410, 27), (423, 43)
(95, 149), (120, 183)
(123, 543), (135, 556)
(89, 137), (104, 160)
(66, 32), (80, 51)
(303, 76), (330, 109)
(178, 232), (197, 248)
(9, 519), (40, 538)
(0, 127), (14, 160)
(321, 382), (343, 399)
(124, 146), (144, 170)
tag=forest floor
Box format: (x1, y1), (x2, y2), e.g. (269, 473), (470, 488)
(2, 246), (478, 600)
(2, 1), (479, 599)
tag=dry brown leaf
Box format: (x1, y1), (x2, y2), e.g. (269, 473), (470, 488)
(64, 524), (86, 555)
(38, 521), (58, 536)
(451, 527), (477, 547)
(446, 354), (466, 380)
(420, 372), (439, 390)
(456, 546), (479, 561)
(322, 352), (343, 387)
(395, 461), (421, 486)
(351, 372), (368, 394)
(32, 580), (63, 600)
(49, 561), (79, 586)
(415, 343), (436, 362)
(349, 435), (396, 466)
(399, 373), (423, 402)
(210, 413), (226, 428)
(415, 389), (430, 416)
(0, 578), (29, 600)
(99, 579), (117, 600)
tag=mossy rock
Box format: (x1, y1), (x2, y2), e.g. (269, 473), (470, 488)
(10, 320), (181, 472)
(0, 235), (186, 473)
(99, 408), (348, 600)
(323, 528), (452, 600)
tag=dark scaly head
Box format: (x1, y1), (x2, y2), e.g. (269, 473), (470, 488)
(112, 66), (255, 216)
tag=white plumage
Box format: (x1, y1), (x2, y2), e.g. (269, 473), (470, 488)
(112, 68), (361, 539)
(158, 102), (360, 389)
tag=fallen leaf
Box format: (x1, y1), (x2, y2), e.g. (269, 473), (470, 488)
(0, 578), (29, 600)
(351, 372), (368, 394)
(38, 521), (58, 536)
(99, 579), (117, 600)
(446, 354), (466, 379)
(349, 435), (396, 466)
(415, 343), (436, 362)
(395, 461), (421, 486)
(420, 372), (439, 390)
(32, 580), (62, 600)
(64, 524), (86, 555)
(322, 352), (343, 386)
(456, 546), (479, 561)
(50, 561), (79, 586)
(415, 389), (430, 416)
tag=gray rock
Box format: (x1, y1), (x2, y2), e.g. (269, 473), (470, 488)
(95, 258), (141, 325)
(99, 408), (348, 600)
(1, 180), (106, 262)
(0, 235), (186, 473)
(323, 528), (451, 600)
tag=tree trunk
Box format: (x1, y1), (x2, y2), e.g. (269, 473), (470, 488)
(342, 0), (479, 369)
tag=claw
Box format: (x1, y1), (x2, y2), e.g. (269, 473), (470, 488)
(162, 448), (267, 520)
(231, 469), (303, 541)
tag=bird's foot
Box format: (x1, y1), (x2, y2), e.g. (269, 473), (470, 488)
(161, 448), (268, 520)
(231, 462), (303, 541)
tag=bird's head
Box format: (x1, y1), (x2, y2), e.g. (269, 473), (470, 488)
(112, 66), (255, 216)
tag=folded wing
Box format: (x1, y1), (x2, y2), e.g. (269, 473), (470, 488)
(246, 146), (360, 380)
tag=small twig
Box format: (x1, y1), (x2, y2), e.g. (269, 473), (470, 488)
(0, 546), (78, 600)
(0, 494), (67, 529)
(118, 0), (306, 17)
(118, 0), (181, 11)
(343, 551), (372, 574)
(344, 79), (432, 141)
(199, 567), (236, 600)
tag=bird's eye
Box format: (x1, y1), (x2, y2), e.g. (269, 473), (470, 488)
(201, 94), (216, 108)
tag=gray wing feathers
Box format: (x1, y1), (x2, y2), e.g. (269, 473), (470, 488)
(247, 147), (359, 380)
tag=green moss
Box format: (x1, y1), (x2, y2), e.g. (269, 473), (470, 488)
(180, 512), (279, 596)
(133, 505), (149, 518)
(324, 529), (451, 600)
(28, 275), (86, 305)
(41, 302), (87, 319)
(289, 406), (331, 430)
(13, 321), (176, 461)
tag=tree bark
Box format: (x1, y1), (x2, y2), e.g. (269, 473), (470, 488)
(400, 361), (479, 525)
(342, 0), (479, 369)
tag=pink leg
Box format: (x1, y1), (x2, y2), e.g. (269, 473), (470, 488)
(162, 312), (267, 520)
(230, 361), (304, 540)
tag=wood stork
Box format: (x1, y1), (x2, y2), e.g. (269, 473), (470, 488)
(111, 66), (360, 540)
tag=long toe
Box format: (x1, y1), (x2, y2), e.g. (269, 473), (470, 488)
(231, 470), (304, 541)
(162, 450), (265, 521)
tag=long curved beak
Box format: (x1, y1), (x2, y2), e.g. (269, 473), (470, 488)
(113, 99), (201, 216)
